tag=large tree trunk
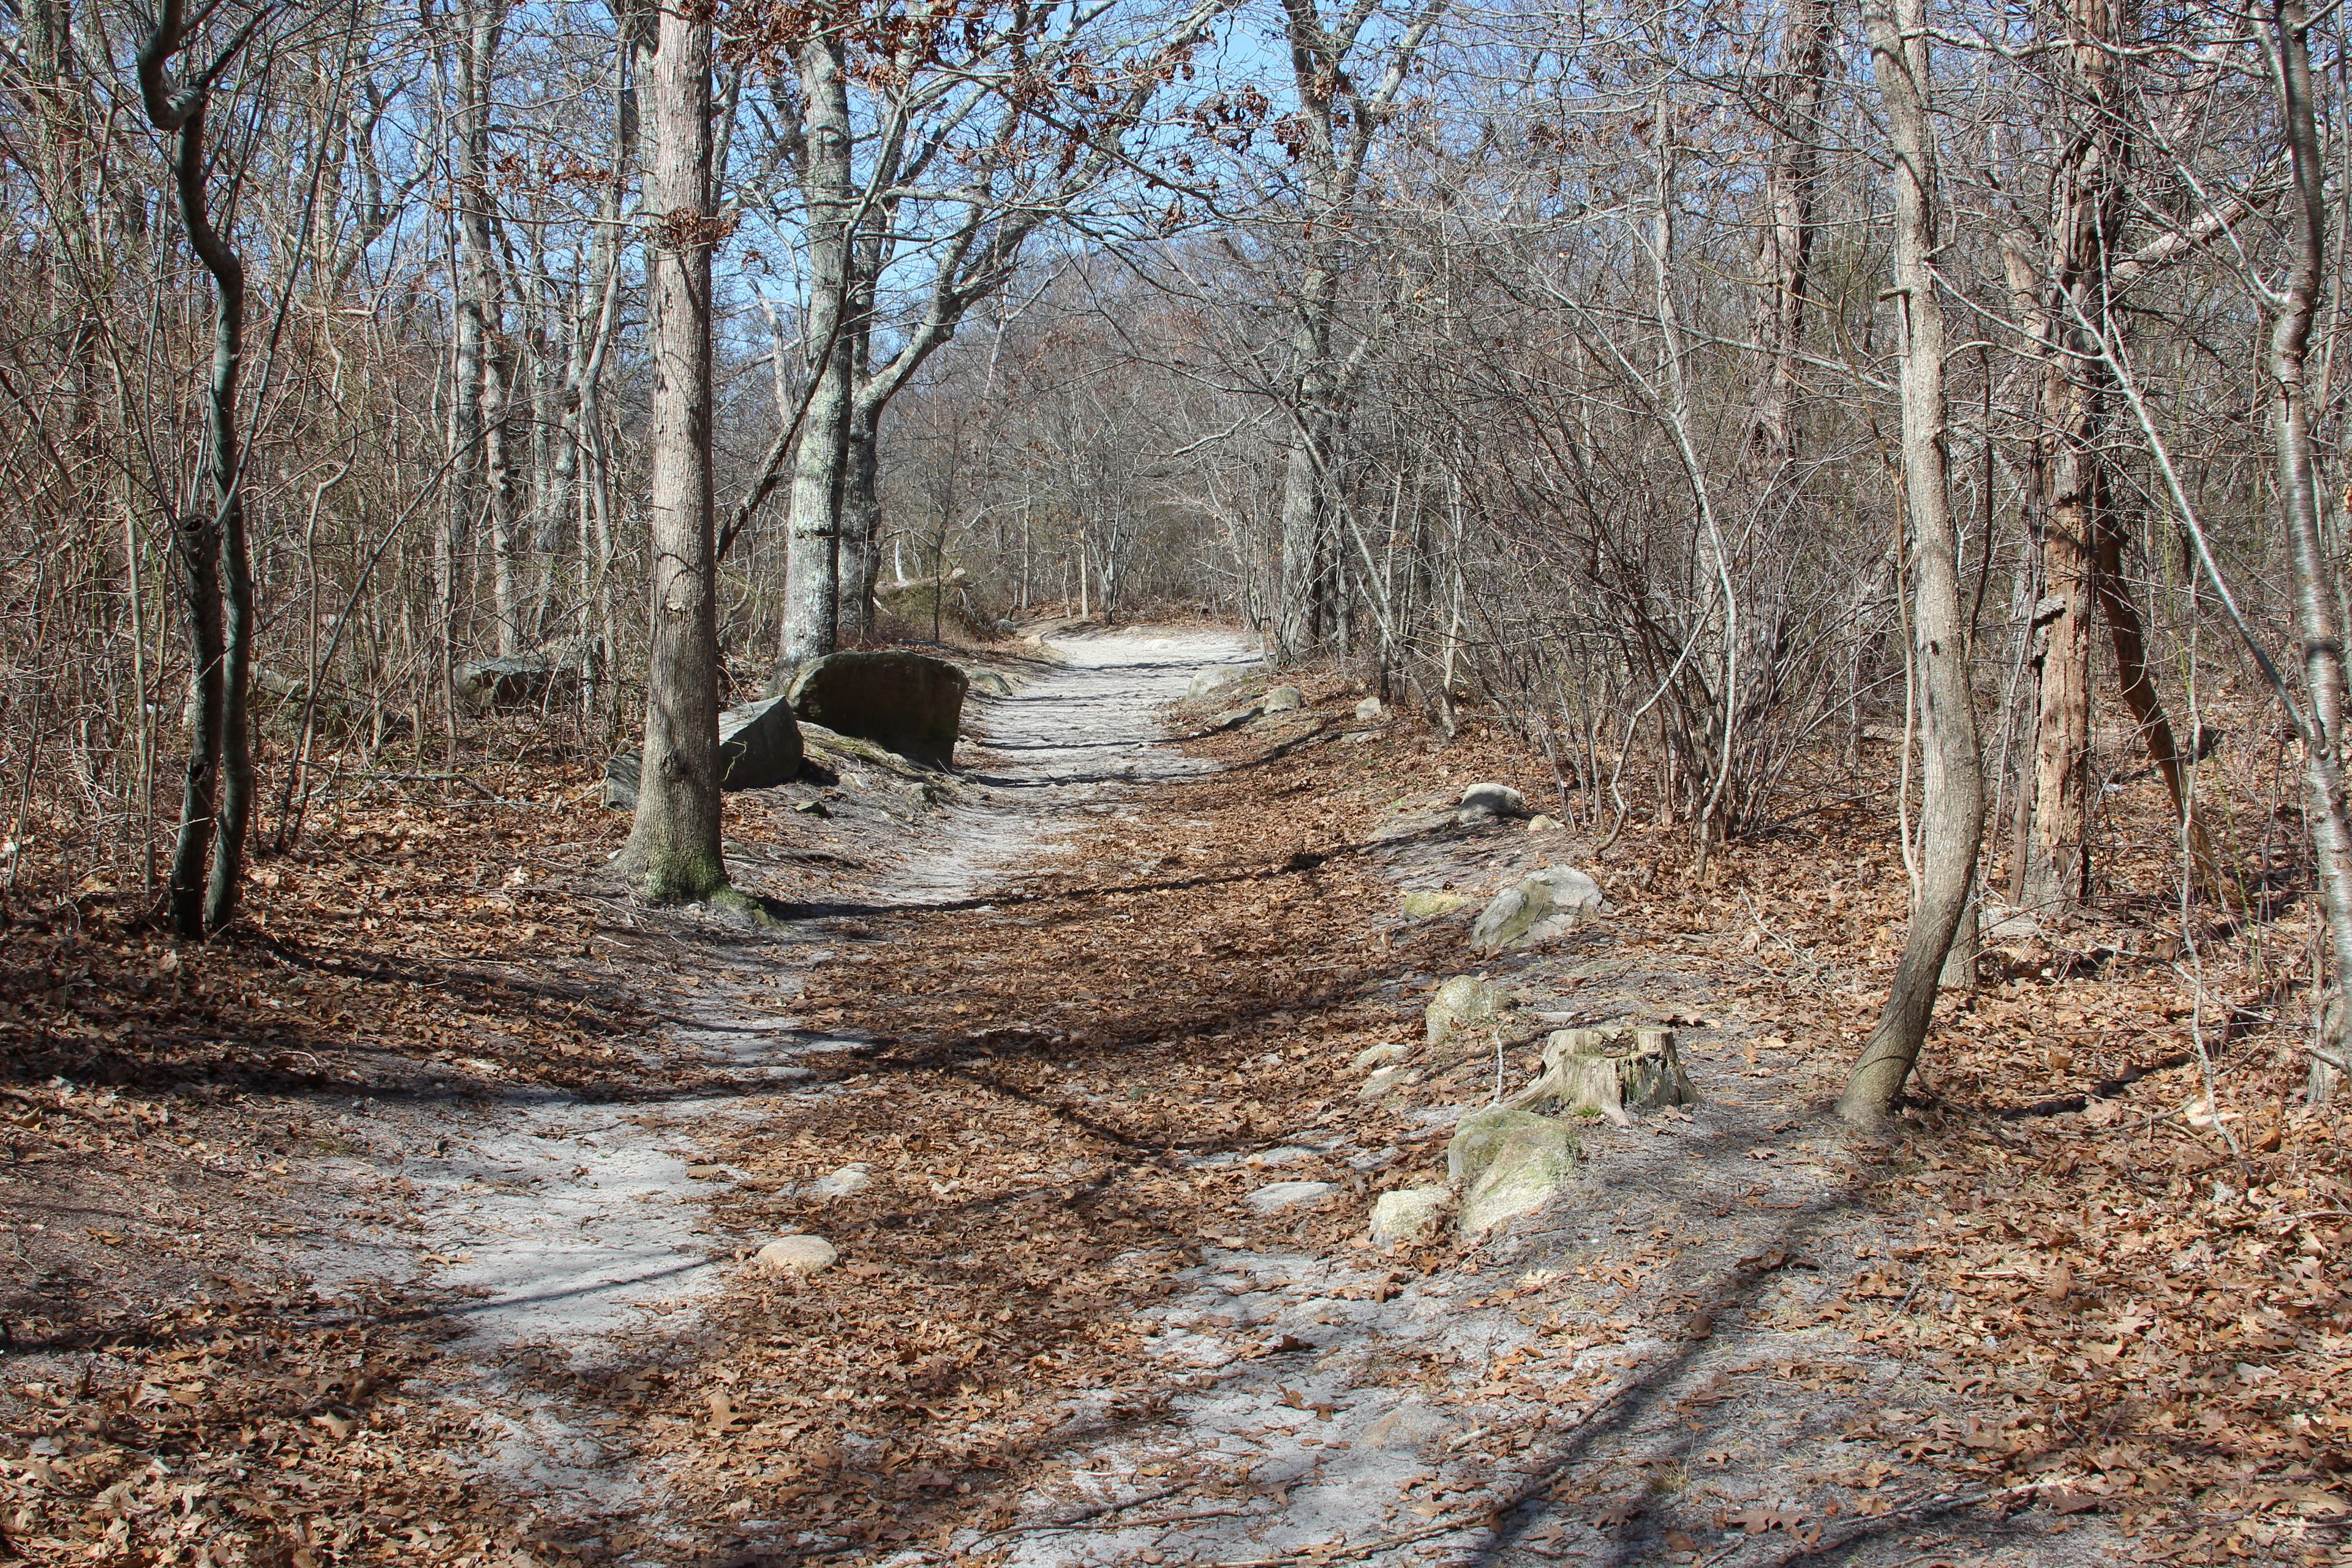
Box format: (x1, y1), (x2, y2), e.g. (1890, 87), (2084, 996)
(1747, 0), (1832, 475)
(2267, 0), (2352, 1101)
(2018, 0), (2128, 911)
(615, 0), (728, 903)
(780, 29), (853, 668)
(1839, 0), (1985, 1125)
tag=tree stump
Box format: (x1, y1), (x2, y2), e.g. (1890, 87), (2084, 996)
(1509, 1026), (1697, 1125)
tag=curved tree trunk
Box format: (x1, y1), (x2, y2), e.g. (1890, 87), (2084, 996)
(1839, 0), (1985, 1126)
(139, 0), (252, 938)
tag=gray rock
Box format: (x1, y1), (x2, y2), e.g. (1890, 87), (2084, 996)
(1370, 1185), (1450, 1248)
(1357, 1065), (1416, 1102)
(809, 1164), (871, 1198)
(1447, 1106), (1566, 1187)
(1207, 703), (1265, 732)
(1352, 1041), (1408, 1071)
(965, 669), (1014, 697)
(1247, 1180), (1336, 1213)
(1188, 665), (1245, 700)
(601, 695), (805, 810)
(1457, 782), (1529, 819)
(779, 650), (967, 767)
(756, 1235), (839, 1276)
(1400, 889), (1472, 921)
(1263, 685), (1305, 712)
(1468, 865), (1607, 953)
(718, 695), (805, 790)
(1425, 974), (1515, 1050)
(1459, 1123), (1579, 1237)
(601, 752), (642, 810)
(1527, 813), (1562, 832)
(1354, 696), (1384, 722)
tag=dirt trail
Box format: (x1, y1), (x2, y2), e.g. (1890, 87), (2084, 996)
(337, 628), (2120, 1567)
(321, 629), (1258, 1539)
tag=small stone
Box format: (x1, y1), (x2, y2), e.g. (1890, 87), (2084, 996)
(1457, 782), (1528, 818)
(1352, 1041), (1408, 1071)
(1245, 1145), (1314, 1168)
(809, 1164), (870, 1198)
(794, 798), (831, 818)
(1263, 685), (1305, 712)
(965, 670), (1014, 696)
(756, 1235), (839, 1276)
(1247, 1180), (1336, 1214)
(1357, 1065), (1416, 1101)
(1370, 1185), (1450, 1248)
(1527, 813), (1561, 832)
(1425, 974), (1514, 1049)
(1400, 889), (1472, 921)
(1354, 696), (1384, 722)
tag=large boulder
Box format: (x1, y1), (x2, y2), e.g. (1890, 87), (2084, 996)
(781, 650), (967, 768)
(1459, 1122), (1579, 1237)
(1446, 1106), (1563, 1188)
(718, 696), (804, 790)
(601, 695), (805, 810)
(1468, 865), (1607, 953)
(1188, 665), (1246, 700)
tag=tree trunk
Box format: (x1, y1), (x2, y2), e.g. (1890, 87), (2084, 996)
(839, 402), (881, 642)
(780, 29), (853, 668)
(1748, 0), (1831, 475)
(2018, 0), (2129, 911)
(1839, 0), (1985, 1126)
(2267, 0), (2352, 1101)
(168, 510), (223, 938)
(140, 0), (252, 937)
(615, 0), (727, 903)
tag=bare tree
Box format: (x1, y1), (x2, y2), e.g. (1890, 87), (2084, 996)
(1839, 0), (1985, 1125)
(615, 0), (736, 908)
(139, 0), (261, 937)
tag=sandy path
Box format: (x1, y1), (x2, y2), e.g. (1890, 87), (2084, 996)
(319, 628), (1257, 1533)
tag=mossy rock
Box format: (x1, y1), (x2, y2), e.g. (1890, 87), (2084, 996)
(1401, 890), (1472, 921)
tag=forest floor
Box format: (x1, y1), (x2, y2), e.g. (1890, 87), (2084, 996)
(2, 626), (2348, 1567)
